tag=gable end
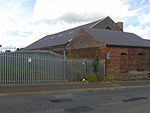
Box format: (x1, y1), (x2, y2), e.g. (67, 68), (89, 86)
(91, 16), (123, 31)
(66, 29), (104, 49)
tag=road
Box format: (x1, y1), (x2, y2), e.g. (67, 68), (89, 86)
(0, 87), (150, 113)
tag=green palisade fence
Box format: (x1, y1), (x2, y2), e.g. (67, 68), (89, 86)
(0, 51), (104, 84)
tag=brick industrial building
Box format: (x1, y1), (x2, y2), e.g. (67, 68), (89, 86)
(25, 16), (150, 80)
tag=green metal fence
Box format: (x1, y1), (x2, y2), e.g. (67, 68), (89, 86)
(0, 51), (104, 84)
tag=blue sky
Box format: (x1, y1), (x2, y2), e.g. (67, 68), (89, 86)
(0, 0), (150, 51)
(123, 0), (150, 26)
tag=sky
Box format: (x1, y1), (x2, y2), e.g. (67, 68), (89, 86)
(0, 0), (150, 51)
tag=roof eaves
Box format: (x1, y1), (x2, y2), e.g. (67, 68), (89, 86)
(106, 44), (150, 48)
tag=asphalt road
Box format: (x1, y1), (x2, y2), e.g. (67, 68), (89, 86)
(0, 87), (150, 113)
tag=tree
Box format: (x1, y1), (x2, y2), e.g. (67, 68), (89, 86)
(16, 48), (20, 51)
(5, 50), (11, 53)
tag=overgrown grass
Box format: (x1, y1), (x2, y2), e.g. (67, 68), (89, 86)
(104, 76), (116, 83)
(83, 73), (99, 83)
(69, 54), (82, 59)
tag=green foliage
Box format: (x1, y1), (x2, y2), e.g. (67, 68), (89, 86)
(67, 59), (83, 81)
(84, 73), (99, 83)
(104, 76), (116, 83)
(5, 50), (11, 53)
(16, 48), (20, 51)
(70, 54), (81, 59)
(92, 51), (99, 74)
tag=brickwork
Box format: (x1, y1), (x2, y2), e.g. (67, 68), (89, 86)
(67, 45), (150, 80)
(101, 47), (150, 79)
(115, 22), (123, 31)
(66, 29), (103, 49)
(92, 16), (123, 31)
(67, 47), (99, 58)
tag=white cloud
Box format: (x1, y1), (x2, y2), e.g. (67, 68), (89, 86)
(0, 0), (146, 50)
(139, 13), (150, 25)
(28, 0), (138, 43)
(31, 0), (136, 23)
(0, 0), (35, 49)
(140, 0), (145, 4)
(124, 25), (150, 39)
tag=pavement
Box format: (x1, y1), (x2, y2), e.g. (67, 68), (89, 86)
(0, 80), (150, 96)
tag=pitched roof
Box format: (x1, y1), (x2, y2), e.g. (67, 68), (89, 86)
(84, 28), (150, 48)
(25, 18), (105, 50)
(25, 16), (150, 50)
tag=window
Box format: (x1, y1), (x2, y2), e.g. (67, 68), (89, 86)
(120, 70), (129, 73)
(68, 31), (73, 34)
(44, 37), (48, 40)
(57, 34), (63, 37)
(51, 36), (55, 39)
(137, 68), (144, 72)
(105, 26), (112, 30)
(68, 39), (72, 42)
(138, 53), (144, 56)
(120, 53), (127, 55)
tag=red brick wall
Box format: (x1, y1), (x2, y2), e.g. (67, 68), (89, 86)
(92, 17), (123, 31)
(67, 29), (103, 49)
(101, 46), (150, 80)
(67, 45), (150, 80)
(67, 47), (99, 58)
(66, 27), (150, 80)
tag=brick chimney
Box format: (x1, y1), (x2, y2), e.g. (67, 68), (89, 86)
(115, 22), (123, 31)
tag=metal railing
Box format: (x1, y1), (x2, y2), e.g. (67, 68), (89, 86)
(0, 51), (104, 84)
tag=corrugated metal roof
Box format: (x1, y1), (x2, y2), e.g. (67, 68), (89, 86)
(84, 28), (150, 48)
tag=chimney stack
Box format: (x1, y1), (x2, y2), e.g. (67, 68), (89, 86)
(115, 22), (123, 31)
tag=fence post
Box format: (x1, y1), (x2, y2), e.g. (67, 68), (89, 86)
(104, 59), (106, 80)
(83, 58), (86, 75)
(0, 52), (1, 83)
(63, 50), (66, 81)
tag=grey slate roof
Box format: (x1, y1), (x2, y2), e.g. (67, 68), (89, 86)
(84, 28), (150, 48)
(25, 19), (103, 50)
(25, 17), (150, 50)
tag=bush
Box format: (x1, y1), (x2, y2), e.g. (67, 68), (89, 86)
(84, 74), (99, 83)
(70, 54), (81, 59)
(92, 51), (99, 74)
(104, 76), (116, 83)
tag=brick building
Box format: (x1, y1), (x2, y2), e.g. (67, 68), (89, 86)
(25, 16), (150, 80)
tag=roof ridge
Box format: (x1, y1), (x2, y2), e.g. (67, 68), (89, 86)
(90, 16), (108, 28)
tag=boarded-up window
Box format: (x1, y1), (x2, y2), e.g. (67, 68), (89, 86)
(138, 53), (144, 56)
(137, 68), (144, 71)
(120, 53), (127, 55)
(105, 26), (112, 30)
